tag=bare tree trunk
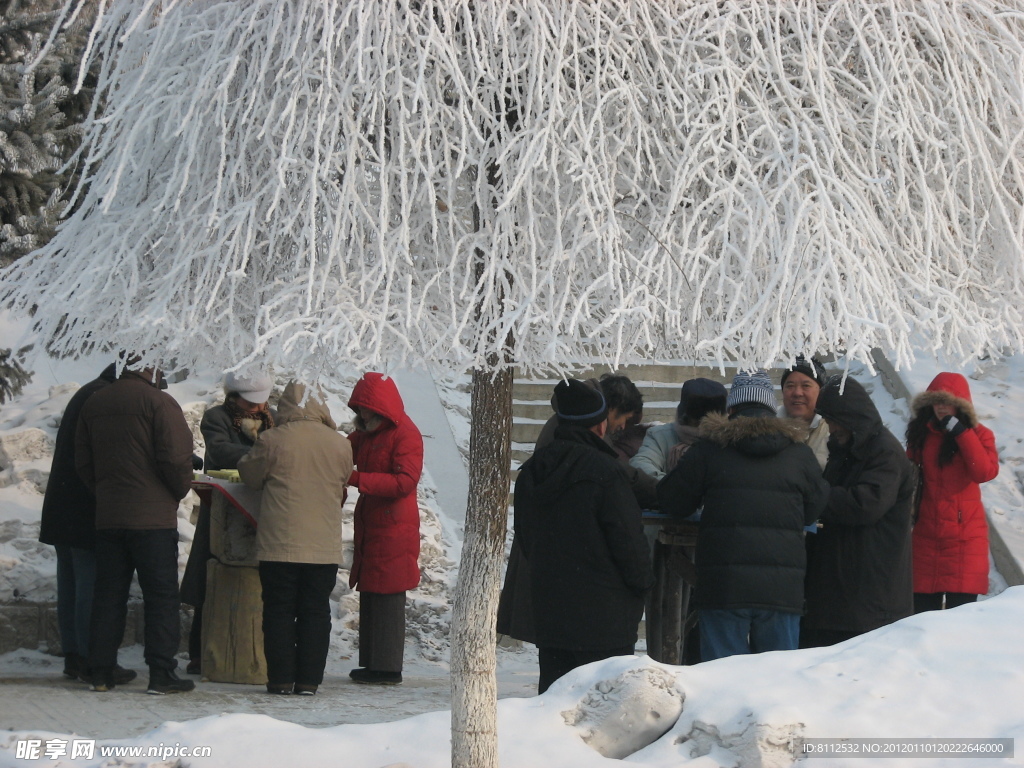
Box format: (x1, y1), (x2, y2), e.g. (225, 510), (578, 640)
(450, 367), (513, 768)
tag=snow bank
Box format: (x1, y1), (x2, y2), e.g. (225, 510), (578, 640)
(3, 588), (1021, 767)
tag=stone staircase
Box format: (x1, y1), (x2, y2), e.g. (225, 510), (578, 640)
(510, 363), (742, 484)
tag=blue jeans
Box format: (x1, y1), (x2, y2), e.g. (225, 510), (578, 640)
(699, 608), (800, 662)
(55, 545), (96, 657)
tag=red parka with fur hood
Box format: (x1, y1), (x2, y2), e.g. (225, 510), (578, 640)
(908, 372), (999, 595)
(347, 373), (424, 594)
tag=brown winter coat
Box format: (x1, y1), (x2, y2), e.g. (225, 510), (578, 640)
(75, 370), (195, 530)
(237, 382), (353, 564)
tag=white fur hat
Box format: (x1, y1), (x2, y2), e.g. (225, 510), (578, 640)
(224, 371), (273, 404)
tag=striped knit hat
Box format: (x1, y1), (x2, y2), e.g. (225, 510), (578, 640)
(726, 369), (777, 413)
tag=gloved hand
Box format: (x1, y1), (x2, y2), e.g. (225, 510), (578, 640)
(939, 414), (968, 437)
(191, 454), (204, 470)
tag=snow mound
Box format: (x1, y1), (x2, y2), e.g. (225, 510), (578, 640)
(561, 663), (683, 758)
(0, 429), (53, 466)
(680, 717), (804, 768)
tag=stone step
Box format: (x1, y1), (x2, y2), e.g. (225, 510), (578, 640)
(511, 422), (543, 444)
(514, 363), (739, 383)
(507, 362), (786, 494)
(514, 403), (680, 424)
(513, 380), (690, 402)
(513, 393), (684, 415)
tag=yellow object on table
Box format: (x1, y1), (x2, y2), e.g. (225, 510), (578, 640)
(205, 469), (241, 482)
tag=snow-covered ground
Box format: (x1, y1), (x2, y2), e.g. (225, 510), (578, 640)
(1, 316), (1023, 767)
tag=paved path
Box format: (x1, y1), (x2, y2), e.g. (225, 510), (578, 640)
(0, 646), (539, 740)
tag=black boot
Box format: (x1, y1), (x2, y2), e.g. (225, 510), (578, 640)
(113, 665), (138, 685)
(88, 666), (115, 692)
(349, 668), (402, 685)
(80, 663), (137, 686)
(147, 667), (195, 695)
(62, 652), (83, 680)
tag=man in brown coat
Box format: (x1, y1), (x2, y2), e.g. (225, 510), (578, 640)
(76, 362), (195, 694)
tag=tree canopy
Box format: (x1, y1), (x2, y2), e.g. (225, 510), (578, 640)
(3, 0), (1023, 380)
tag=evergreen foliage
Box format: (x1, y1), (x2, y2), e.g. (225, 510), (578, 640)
(0, 0), (94, 266)
(0, 344), (32, 403)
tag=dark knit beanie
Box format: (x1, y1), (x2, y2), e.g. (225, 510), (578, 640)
(781, 356), (827, 388)
(726, 369), (778, 413)
(555, 379), (608, 428)
(678, 378), (728, 423)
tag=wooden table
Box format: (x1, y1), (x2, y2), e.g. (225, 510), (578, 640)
(642, 514), (698, 665)
(190, 478), (267, 684)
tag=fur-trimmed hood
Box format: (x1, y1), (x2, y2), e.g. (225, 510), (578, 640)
(699, 411), (809, 457)
(910, 372), (979, 428)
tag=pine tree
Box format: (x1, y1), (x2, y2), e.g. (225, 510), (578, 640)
(0, 0), (96, 403)
(0, 0), (93, 266)
(0, 344), (31, 404)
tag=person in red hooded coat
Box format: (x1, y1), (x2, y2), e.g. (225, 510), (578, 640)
(906, 372), (999, 612)
(346, 373), (424, 685)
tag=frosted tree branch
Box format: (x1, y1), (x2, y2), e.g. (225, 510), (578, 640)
(2, 0), (1023, 384)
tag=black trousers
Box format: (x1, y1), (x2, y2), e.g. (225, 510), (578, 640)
(799, 628), (860, 649)
(358, 591), (407, 673)
(537, 644), (635, 694)
(181, 501), (212, 661)
(88, 528), (181, 672)
(259, 561), (337, 686)
(913, 592), (978, 613)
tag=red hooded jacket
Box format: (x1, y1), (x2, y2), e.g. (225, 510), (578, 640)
(908, 372), (999, 595)
(347, 373), (424, 594)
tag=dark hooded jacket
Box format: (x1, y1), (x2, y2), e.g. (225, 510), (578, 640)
(657, 409), (828, 613)
(514, 424), (653, 651)
(39, 364), (118, 549)
(498, 401), (653, 644)
(347, 373), (424, 594)
(805, 376), (915, 634)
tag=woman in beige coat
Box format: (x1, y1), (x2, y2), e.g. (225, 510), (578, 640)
(238, 382), (353, 695)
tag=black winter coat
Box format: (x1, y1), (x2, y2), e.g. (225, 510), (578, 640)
(497, 413), (654, 644)
(514, 425), (653, 651)
(805, 377), (915, 634)
(657, 411), (828, 613)
(39, 364), (118, 549)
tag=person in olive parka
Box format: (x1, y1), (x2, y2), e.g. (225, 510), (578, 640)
(802, 375), (915, 648)
(657, 370), (829, 661)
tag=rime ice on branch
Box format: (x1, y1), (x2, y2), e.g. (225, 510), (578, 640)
(3, 0), (1024, 382)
